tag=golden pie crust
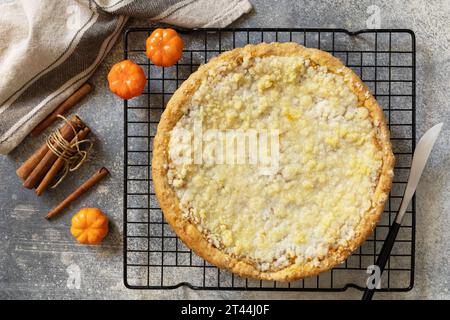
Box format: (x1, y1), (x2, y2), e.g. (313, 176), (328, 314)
(152, 43), (394, 281)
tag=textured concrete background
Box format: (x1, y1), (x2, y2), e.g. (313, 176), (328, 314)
(1, 0), (449, 300)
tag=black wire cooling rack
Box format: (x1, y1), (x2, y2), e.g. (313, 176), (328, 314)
(123, 28), (416, 292)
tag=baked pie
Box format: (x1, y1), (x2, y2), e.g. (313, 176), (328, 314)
(152, 43), (394, 281)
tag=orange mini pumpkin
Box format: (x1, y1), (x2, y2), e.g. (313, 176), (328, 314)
(71, 208), (109, 245)
(107, 59), (146, 99)
(146, 28), (184, 67)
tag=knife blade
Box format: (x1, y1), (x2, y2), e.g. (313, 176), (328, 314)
(396, 122), (443, 224)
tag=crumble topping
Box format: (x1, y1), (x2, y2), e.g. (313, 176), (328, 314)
(167, 55), (383, 270)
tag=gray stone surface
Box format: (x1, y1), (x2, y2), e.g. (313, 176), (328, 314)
(1, 0), (449, 300)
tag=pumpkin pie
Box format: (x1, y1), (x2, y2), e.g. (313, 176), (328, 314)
(152, 43), (394, 281)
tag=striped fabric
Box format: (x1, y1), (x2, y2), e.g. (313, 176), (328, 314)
(0, 0), (252, 154)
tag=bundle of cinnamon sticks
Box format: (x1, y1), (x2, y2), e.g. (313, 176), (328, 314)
(16, 115), (90, 196)
(14, 83), (110, 219)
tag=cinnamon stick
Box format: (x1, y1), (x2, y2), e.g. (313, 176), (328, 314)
(45, 167), (109, 220)
(23, 115), (85, 189)
(16, 115), (82, 181)
(16, 143), (48, 180)
(35, 127), (90, 196)
(30, 83), (92, 137)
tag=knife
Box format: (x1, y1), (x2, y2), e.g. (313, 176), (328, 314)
(362, 122), (443, 300)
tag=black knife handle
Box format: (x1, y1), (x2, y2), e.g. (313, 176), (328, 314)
(362, 221), (402, 300)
